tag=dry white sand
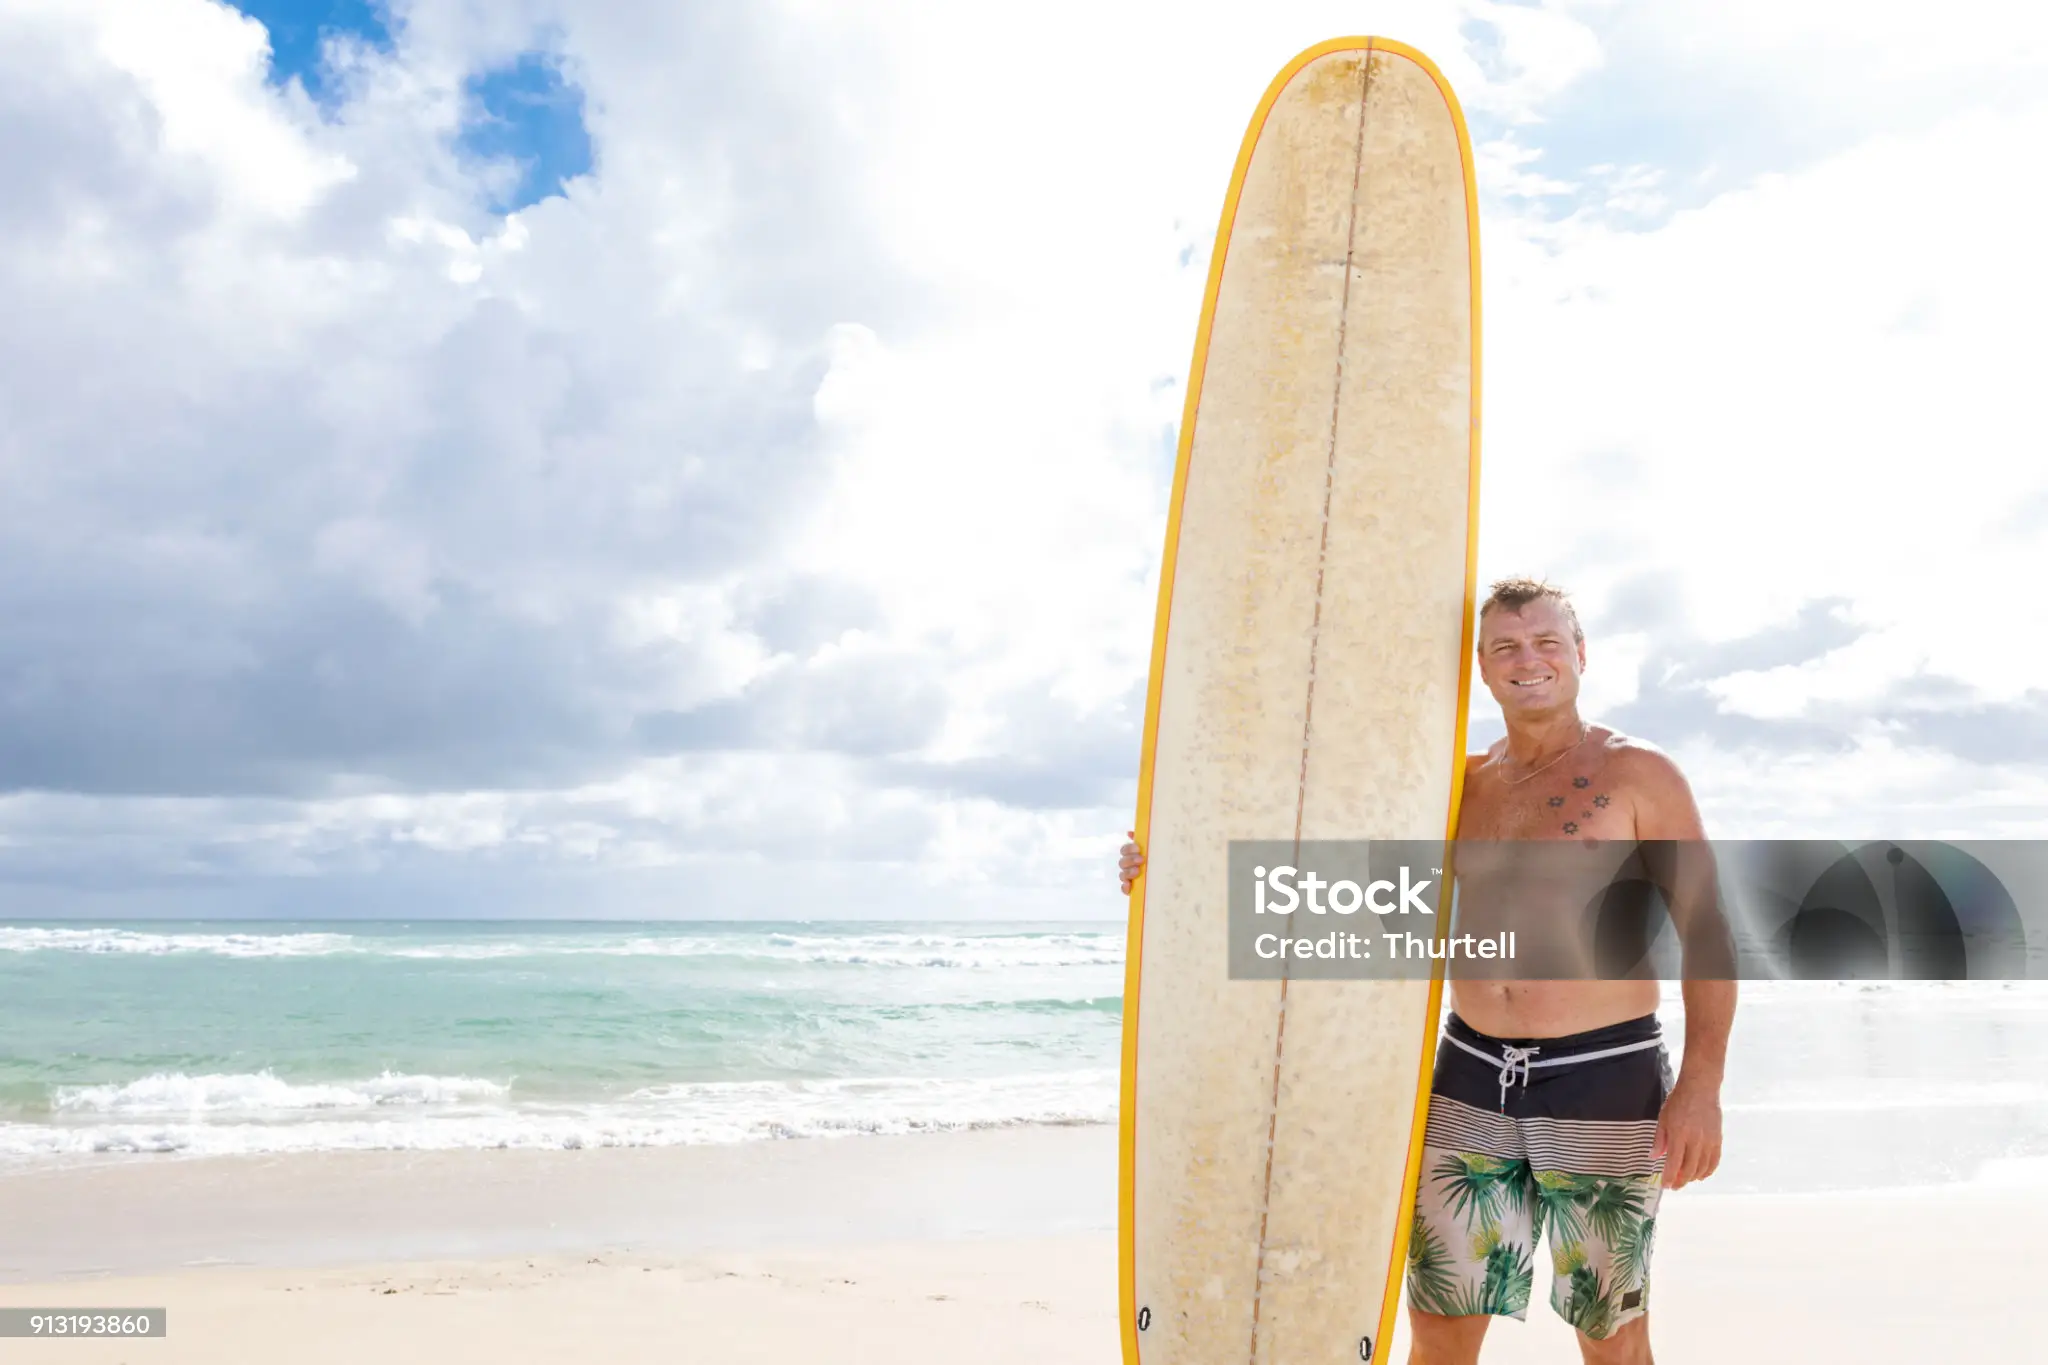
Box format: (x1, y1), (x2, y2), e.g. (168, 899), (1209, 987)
(0, 1130), (2035, 1363)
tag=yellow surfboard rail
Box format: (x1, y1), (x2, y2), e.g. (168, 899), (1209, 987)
(1118, 35), (1482, 1365)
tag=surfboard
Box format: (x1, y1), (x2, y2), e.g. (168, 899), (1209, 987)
(1120, 37), (1481, 1365)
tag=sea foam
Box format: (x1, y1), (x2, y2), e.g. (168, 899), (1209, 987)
(2, 1068), (1119, 1162)
(0, 925), (1126, 968)
(51, 1071), (509, 1116)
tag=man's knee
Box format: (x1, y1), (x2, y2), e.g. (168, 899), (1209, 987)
(1576, 1312), (1651, 1364)
(1407, 1306), (1489, 1365)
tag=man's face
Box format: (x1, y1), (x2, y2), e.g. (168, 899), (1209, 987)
(1476, 599), (1586, 718)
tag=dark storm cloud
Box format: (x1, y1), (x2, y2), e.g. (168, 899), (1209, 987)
(0, 3), (924, 799)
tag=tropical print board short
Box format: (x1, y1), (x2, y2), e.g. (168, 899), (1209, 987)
(1407, 1013), (1670, 1341)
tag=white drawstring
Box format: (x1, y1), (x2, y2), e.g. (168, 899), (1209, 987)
(1497, 1045), (1541, 1109)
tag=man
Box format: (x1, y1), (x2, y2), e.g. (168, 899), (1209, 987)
(1118, 577), (1735, 1365)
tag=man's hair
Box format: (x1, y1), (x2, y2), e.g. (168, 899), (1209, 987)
(1478, 576), (1583, 644)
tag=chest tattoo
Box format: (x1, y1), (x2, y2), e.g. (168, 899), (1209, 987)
(1535, 786), (1612, 836)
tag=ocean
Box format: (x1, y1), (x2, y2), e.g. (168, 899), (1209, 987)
(3, 919), (2044, 1192)
(0, 921), (1123, 1163)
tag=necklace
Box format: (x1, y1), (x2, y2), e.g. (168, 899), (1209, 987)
(1499, 723), (1590, 786)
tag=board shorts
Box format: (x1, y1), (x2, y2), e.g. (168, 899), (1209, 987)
(1407, 1013), (1671, 1341)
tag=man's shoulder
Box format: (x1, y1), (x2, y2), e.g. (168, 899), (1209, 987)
(1594, 727), (1687, 781)
(1594, 727), (1705, 835)
(1464, 738), (1511, 779)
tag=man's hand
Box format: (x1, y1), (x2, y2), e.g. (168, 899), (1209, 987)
(1652, 1074), (1723, 1189)
(1118, 832), (1145, 895)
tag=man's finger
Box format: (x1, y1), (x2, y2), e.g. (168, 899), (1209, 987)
(1659, 1133), (1689, 1188)
(1677, 1135), (1704, 1189)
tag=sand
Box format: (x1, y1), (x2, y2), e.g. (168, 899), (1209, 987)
(0, 1238), (1118, 1365)
(0, 1127), (1117, 1278)
(0, 1129), (2036, 1363)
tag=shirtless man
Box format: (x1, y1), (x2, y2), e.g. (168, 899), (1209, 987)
(1118, 577), (1736, 1365)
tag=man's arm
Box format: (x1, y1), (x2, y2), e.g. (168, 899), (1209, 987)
(1664, 974), (1734, 1186)
(1629, 747), (1735, 1190)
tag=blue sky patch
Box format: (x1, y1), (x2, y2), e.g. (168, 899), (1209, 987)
(458, 53), (595, 214)
(234, 0), (391, 104)
(234, 4), (593, 214)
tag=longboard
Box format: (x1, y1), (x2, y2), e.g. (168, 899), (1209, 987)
(1120, 37), (1481, 1365)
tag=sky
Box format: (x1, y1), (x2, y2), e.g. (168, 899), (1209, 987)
(1, 0), (2045, 920)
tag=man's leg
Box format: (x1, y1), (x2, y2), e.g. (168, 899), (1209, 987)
(1404, 1139), (1537, 1365)
(1408, 1306), (1490, 1365)
(1575, 1313), (1651, 1364)
(1526, 1020), (1670, 1358)
(1407, 1022), (1546, 1364)
(1538, 1166), (1663, 1352)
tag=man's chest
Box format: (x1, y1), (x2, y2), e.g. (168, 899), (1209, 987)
(1458, 764), (1636, 841)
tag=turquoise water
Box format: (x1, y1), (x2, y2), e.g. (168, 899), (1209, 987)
(4, 920), (2045, 1192)
(0, 921), (1125, 1160)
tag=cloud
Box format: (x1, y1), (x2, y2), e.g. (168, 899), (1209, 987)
(1477, 92), (2048, 773)
(4, 0), (2046, 914)
(870, 680), (1145, 812)
(0, 0), (1179, 913)
(0, 0), (906, 806)
(636, 645), (950, 758)
(1896, 692), (2048, 768)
